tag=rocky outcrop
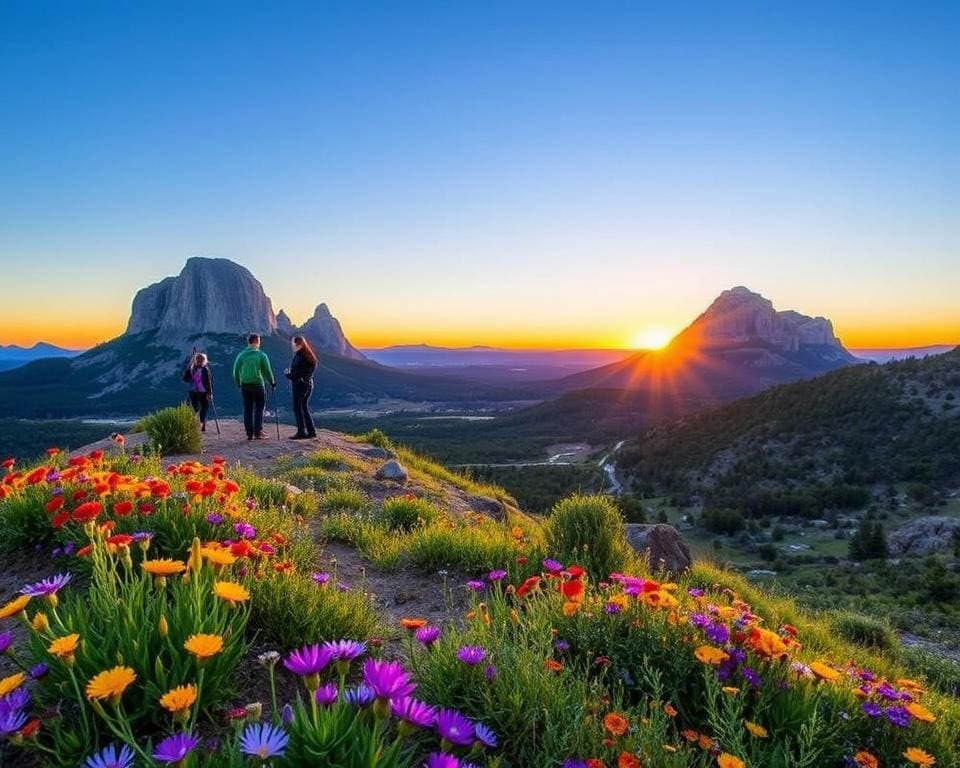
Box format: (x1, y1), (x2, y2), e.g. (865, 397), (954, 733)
(675, 287), (854, 360)
(624, 524), (692, 576)
(297, 303), (366, 360)
(888, 517), (960, 556)
(275, 310), (296, 336)
(375, 459), (409, 484)
(126, 257), (277, 338)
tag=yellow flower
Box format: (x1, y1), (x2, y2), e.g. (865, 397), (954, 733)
(213, 581), (250, 604)
(47, 633), (80, 659)
(809, 661), (841, 682)
(905, 702), (937, 723)
(744, 720), (768, 738)
(903, 747), (936, 766)
(722, 686), (740, 695)
(159, 683), (197, 716)
(184, 633), (223, 660)
(0, 672), (26, 697)
(142, 559), (187, 576)
(694, 645), (729, 665)
(202, 547), (236, 567)
(0, 594), (30, 620)
(717, 754), (746, 768)
(86, 666), (136, 702)
(31, 612), (50, 632)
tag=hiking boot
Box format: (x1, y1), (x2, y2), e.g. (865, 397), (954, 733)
(255, 433), (267, 440)
(201, 423), (206, 433)
(289, 434), (307, 440)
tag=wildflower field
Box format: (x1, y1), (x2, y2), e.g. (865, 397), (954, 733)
(0, 439), (958, 767)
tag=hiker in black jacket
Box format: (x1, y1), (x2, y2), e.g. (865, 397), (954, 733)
(285, 336), (318, 439)
(183, 352), (214, 432)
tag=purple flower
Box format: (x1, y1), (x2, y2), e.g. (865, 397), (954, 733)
(689, 613), (711, 629)
(245, 497), (257, 510)
(29, 663), (48, 679)
(542, 558), (563, 573)
(0, 689), (30, 712)
(0, 632), (12, 655)
(487, 569), (507, 582)
(425, 754), (460, 768)
(315, 683), (339, 706)
(688, 588), (705, 598)
(345, 684), (375, 708)
(415, 625), (442, 646)
(861, 701), (882, 718)
(484, 664), (497, 681)
(466, 580), (485, 592)
(604, 602), (623, 614)
(152, 733), (200, 764)
(564, 761), (589, 768)
(323, 640), (367, 662)
(391, 696), (437, 728)
(240, 722), (289, 761)
(741, 666), (762, 689)
(281, 704), (294, 725)
(457, 646), (487, 666)
(876, 683), (899, 701)
(885, 705), (910, 728)
(474, 722), (497, 748)
(283, 644), (334, 677)
(311, 572), (330, 585)
(554, 640), (570, 653)
(131, 532), (152, 542)
(206, 513), (225, 524)
(234, 522), (256, 539)
(20, 573), (71, 598)
(436, 708), (475, 746)
(0, 708), (28, 738)
(63, 541), (76, 555)
(705, 624), (730, 645)
(84, 743), (135, 768)
(363, 659), (416, 701)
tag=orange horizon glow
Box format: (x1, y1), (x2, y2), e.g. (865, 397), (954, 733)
(2, 320), (957, 353)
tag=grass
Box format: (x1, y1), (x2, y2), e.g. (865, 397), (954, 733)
(394, 445), (513, 503)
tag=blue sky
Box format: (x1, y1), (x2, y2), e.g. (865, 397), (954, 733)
(1, 1), (957, 348)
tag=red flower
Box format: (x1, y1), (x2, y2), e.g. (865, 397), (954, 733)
(76, 544), (93, 557)
(113, 500), (134, 517)
(19, 719), (41, 738)
(52, 512), (71, 528)
(150, 481), (171, 499)
(26, 467), (48, 485)
(1, 458), (15, 469)
(561, 580), (585, 600)
(516, 576), (541, 597)
(45, 497), (65, 514)
(567, 565), (586, 578)
(88, 450), (104, 462)
(106, 534), (134, 547)
(72, 501), (103, 523)
(46, 448), (60, 457)
(138, 502), (156, 515)
(71, 490), (88, 502)
(185, 480), (203, 494)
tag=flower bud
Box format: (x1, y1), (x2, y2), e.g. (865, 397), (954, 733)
(245, 702), (262, 723)
(158, 615), (169, 637)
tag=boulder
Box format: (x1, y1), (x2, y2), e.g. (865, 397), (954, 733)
(375, 459), (409, 484)
(888, 516), (960, 556)
(624, 524), (692, 576)
(471, 495), (507, 522)
(361, 446), (395, 460)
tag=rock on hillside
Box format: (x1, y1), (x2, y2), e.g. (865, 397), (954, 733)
(291, 303), (366, 360)
(127, 257), (278, 338)
(888, 516), (960, 556)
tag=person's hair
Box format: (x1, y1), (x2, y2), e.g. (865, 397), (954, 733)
(292, 335), (318, 365)
(248, 334), (260, 345)
(193, 353), (208, 367)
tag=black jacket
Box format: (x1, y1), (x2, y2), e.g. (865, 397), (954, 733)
(183, 364), (214, 395)
(285, 350), (317, 384)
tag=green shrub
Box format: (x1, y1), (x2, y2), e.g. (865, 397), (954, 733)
(138, 404), (202, 455)
(319, 512), (406, 569)
(0, 485), (55, 552)
(309, 449), (362, 471)
(359, 427), (393, 449)
(900, 647), (960, 697)
(249, 569), (381, 646)
(544, 494), (632, 578)
(830, 611), (897, 651)
(282, 466), (352, 493)
(321, 488), (367, 513)
(406, 520), (517, 573)
(376, 495), (440, 532)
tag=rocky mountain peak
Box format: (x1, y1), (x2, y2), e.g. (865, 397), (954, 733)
(126, 257), (277, 338)
(298, 303), (365, 360)
(677, 286), (851, 356)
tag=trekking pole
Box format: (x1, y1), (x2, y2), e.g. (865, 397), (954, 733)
(273, 386), (281, 440)
(210, 396), (222, 437)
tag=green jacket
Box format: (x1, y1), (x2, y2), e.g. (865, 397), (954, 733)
(233, 347), (276, 387)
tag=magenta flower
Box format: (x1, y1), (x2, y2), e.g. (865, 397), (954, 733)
(456, 645), (486, 666)
(542, 558), (563, 573)
(234, 522), (256, 539)
(486, 570), (507, 582)
(466, 580), (485, 591)
(311, 572), (330, 585)
(415, 625), (441, 646)
(0, 632), (12, 655)
(152, 733), (200, 764)
(436, 708), (475, 746)
(391, 696), (437, 728)
(284, 644), (334, 677)
(315, 682), (338, 706)
(362, 658), (416, 701)
(425, 754), (460, 768)
(323, 639), (367, 661)
(20, 573), (71, 598)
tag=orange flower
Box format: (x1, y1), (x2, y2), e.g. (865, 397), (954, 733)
(0, 672), (26, 697)
(399, 618), (427, 630)
(86, 666), (136, 702)
(213, 581), (250, 605)
(717, 754), (745, 768)
(905, 702), (937, 723)
(159, 683), (197, 716)
(744, 721), (767, 738)
(663, 703), (678, 717)
(544, 659), (564, 672)
(694, 645), (729, 665)
(48, 633), (80, 660)
(0, 595), (30, 620)
(142, 558), (186, 576)
(184, 633), (223, 660)
(747, 627), (788, 659)
(617, 753), (641, 768)
(854, 752), (879, 768)
(809, 661), (841, 682)
(603, 712), (629, 737)
(903, 747), (936, 766)
(562, 601), (582, 616)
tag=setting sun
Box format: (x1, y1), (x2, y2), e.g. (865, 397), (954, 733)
(631, 327), (676, 350)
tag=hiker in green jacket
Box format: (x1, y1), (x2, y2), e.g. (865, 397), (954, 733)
(233, 334), (276, 440)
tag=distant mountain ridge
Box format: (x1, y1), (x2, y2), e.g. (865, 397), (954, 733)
(0, 342), (80, 372)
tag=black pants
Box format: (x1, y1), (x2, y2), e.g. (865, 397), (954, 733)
(241, 384), (266, 437)
(292, 379), (316, 436)
(188, 391), (209, 424)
